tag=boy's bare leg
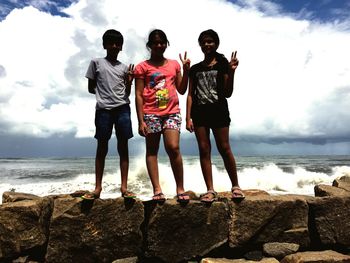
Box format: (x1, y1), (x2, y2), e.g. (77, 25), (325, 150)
(118, 138), (129, 194)
(94, 139), (108, 196)
(145, 132), (163, 198)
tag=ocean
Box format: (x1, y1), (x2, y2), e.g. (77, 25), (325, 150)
(1, 155), (349, 204)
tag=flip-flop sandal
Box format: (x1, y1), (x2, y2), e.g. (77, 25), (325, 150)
(200, 190), (217, 203)
(152, 192), (166, 202)
(81, 191), (100, 200)
(122, 190), (136, 199)
(176, 193), (190, 204)
(231, 186), (245, 201)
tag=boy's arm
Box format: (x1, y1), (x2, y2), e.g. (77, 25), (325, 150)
(88, 78), (96, 94)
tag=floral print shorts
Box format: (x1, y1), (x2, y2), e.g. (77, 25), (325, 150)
(144, 113), (182, 133)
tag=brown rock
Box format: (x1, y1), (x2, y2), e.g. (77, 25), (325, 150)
(45, 196), (144, 263)
(201, 258), (279, 262)
(333, 175), (350, 192)
(0, 197), (52, 261)
(2, 191), (41, 203)
(280, 250), (350, 263)
(228, 195), (310, 248)
(314, 184), (350, 197)
(145, 199), (229, 263)
(218, 189), (270, 200)
(308, 196), (350, 246)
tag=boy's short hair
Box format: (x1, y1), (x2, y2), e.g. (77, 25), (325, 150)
(102, 29), (124, 46)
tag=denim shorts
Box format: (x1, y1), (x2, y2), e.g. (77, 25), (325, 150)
(94, 104), (133, 141)
(144, 113), (182, 133)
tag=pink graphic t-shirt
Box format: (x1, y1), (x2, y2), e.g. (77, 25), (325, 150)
(134, 59), (181, 116)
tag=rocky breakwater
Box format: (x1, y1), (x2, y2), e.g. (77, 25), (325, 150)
(1, 175), (350, 263)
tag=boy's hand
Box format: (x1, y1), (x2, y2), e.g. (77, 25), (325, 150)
(179, 52), (191, 72)
(229, 51), (239, 71)
(186, 119), (194, 133)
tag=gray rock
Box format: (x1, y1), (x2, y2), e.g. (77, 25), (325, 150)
(228, 195), (310, 249)
(263, 242), (299, 259)
(308, 196), (350, 247)
(0, 197), (52, 260)
(145, 199), (229, 263)
(45, 196), (144, 263)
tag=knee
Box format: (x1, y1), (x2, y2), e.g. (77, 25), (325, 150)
(165, 143), (180, 158)
(217, 144), (232, 157)
(198, 143), (211, 158)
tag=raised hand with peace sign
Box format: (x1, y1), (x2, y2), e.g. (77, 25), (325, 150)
(229, 51), (239, 71)
(179, 51), (191, 72)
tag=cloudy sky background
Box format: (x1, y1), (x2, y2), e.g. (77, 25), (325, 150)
(0, 0), (349, 157)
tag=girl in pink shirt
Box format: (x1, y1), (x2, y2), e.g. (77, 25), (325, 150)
(135, 29), (190, 203)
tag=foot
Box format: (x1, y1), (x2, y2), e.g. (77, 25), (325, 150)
(176, 192), (190, 204)
(152, 192), (166, 202)
(231, 186), (245, 201)
(200, 190), (217, 203)
(121, 190), (136, 199)
(81, 191), (100, 200)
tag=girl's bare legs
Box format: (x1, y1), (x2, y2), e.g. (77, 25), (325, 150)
(163, 129), (186, 197)
(145, 132), (163, 197)
(194, 126), (214, 192)
(212, 127), (239, 187)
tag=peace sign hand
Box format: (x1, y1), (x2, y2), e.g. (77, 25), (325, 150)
(127, 64), (135, 82)
(179, 52), (191, 72)
(229, 51), (239, 71)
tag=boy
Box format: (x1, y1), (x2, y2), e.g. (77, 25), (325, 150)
(83, 29), (136, 199)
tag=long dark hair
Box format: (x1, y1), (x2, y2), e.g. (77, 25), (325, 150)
(198, 29), (226, 64)
(146, 29), (170, 49)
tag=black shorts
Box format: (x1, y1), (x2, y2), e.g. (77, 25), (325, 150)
(191, 103), (231, 128)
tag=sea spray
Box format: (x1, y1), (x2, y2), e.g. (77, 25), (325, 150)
(1, 155), (350, 204)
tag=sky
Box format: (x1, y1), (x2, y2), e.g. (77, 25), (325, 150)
(0, 0), (349, 157)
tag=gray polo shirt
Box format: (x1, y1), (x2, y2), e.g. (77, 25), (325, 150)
(86, 58), (130, 110)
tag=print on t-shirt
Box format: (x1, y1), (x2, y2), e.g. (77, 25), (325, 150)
(196, 70), (218, 104)
(150, 72), (169, 109)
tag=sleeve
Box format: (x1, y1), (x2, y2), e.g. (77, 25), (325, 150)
(174, 60), (181, 74)
(134, 62), (145, 80)
(85, 60), (96, 80)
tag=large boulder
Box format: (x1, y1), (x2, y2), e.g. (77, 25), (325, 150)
(228, 195), (310, 249)
(0, 197), (52, 261)
(45, 196), (144, 263)
(308, 196), (350, 247)
(144, 200), (229, 263)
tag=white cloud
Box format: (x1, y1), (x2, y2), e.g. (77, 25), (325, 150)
(0, 0), (349, 145)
